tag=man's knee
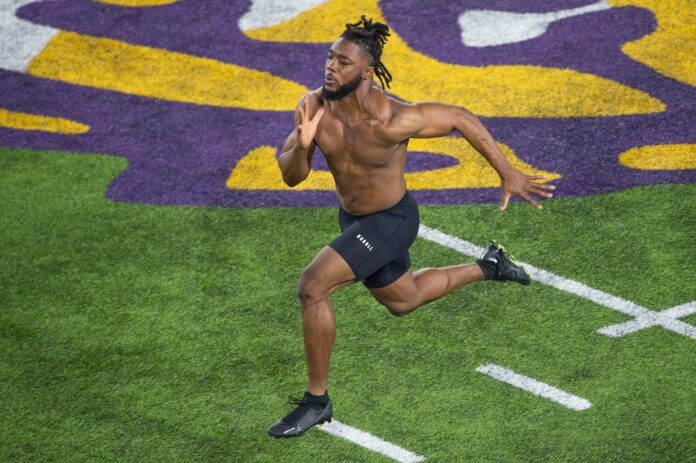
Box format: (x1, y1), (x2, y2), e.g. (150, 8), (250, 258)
(296, 266), (329, 303)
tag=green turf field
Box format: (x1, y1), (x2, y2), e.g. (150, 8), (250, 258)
(2, 147), (695, 462)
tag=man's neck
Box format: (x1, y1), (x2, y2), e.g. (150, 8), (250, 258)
(330, 83), (374, 120)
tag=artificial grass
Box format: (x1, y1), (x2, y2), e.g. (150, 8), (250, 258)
(1, 147), (695, 462)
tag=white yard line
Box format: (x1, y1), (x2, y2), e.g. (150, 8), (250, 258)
(417, 224), (696, 341)
(314, 225), (690, 459)
(476, 364), (592, 410)
(317, 419), (424, 463)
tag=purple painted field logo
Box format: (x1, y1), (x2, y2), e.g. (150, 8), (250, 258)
(0, 0), (693, 209)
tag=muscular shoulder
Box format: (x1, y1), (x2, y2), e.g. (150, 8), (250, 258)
(389, 99), (469, 140)
(388, 99), (422, 125)
(382, 97), (427, 142)
(334, 87), (423, 143)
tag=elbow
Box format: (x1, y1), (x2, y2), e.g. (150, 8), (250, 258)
(277, 151), (309, 187)
(458, 107), (480, 126)
(456, 107), (484, 137)
(282, 171), (308, 188)
(284, 177), (301, 188)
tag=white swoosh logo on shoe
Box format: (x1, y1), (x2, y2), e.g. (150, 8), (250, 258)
(283, 427), (297, 434)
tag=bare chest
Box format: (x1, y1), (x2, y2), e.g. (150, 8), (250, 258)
(315, 113), (403, 169)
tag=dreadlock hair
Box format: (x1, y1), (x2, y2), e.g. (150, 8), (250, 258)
(340, 15), (392, 89)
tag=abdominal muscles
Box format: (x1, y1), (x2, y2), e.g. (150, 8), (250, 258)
(333, 162), (406, 215)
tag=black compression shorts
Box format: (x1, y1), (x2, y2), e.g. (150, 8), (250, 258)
(328, 190), (419, 289)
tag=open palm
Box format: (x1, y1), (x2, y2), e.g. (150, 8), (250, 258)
(297, 99), (325, 149)
(500, 170), (556, 211)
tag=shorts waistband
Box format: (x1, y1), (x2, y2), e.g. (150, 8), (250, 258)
(390, 189), (412, 209)
(341, 190), (414, 217)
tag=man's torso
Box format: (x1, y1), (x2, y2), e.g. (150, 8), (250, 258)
(305, 87), (413, 215)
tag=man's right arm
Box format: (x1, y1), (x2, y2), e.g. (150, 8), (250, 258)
(277, 96), (319, 187)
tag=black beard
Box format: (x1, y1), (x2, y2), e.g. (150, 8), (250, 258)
(321, 74), (363, 101)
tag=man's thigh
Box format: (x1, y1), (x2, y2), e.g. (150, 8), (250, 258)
(300, 245), (358, 296)
(329, 213), (418, 285)
(366, 265), (421, 307)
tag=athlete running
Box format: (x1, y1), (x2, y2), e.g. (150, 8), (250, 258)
(267, 15), (556, 438)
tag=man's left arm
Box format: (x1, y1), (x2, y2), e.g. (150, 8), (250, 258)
(394, 101), (555, 211)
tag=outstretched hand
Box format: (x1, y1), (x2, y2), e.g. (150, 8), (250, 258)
(499, 170), (556, 211)
(297, 98), (324, 149)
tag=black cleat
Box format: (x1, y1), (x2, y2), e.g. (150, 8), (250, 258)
(266, 393), (333, 438)
(477, 240), (531, 285)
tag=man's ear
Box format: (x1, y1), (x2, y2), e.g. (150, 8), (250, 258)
(364, 66), (374, 80)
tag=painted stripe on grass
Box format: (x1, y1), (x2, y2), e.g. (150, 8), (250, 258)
(476, 364), (592, 411)
(417, 224), (696, 341)
(0, 1), (59, 72)
(598, 301), (696, 337)
(417, 224), (645, 317)
(317, 419), (424, 463)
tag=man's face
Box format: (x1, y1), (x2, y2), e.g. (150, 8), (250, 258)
(322, 38), (369, 101)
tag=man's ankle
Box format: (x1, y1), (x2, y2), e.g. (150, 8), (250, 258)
(304, 389), (329, 406)
(475, 259), (496, 280)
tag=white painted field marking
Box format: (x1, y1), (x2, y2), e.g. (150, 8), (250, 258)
(238, 0), (329, 31)
(317, 419), (424, 463)
(476, 364), (592, 411)
(0, 1), (58, 72)
(597, 301), (696, 337)
(417, 224), (696, 341)
(458, 0), (611, 47)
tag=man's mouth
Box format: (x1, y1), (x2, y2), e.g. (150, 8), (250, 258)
(324, 75), (335, 84)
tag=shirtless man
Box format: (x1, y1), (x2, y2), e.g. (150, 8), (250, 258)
(267, 16), (555, 438)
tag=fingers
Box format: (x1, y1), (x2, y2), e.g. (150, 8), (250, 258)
(499, 192), (511, 212)
(532, 183), (556, 191)
(528, 179), (556, 199)
(311, 107), (325, 126)
(500, 193), (546, 211)
(296, 124), (306, 148)
(298, 98), (307, 122)
(501, 176), (558, 210)
(521, 191), (542, 209)
(528, 185), (554, 198)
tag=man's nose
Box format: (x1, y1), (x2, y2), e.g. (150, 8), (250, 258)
(326, 57), (337, 72)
